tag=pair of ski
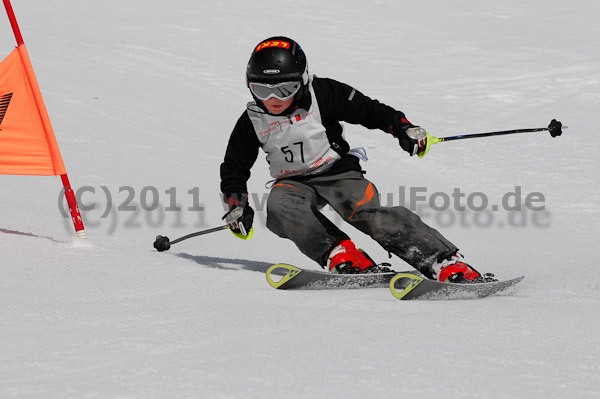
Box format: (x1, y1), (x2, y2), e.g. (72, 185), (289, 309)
(266, 264), (524, 300)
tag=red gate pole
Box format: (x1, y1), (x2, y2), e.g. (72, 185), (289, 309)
(61, 174), (86, 238)
(3, 0), (23, 45)
(3, 0), (86, 238)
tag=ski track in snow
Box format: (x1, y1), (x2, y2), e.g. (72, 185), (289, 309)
(1, 0), (599, 398)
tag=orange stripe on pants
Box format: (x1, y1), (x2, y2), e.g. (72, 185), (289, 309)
(347, 182), (375, 221)
(273, 183), (298, 191)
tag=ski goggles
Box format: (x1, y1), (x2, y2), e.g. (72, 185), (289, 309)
(249, 81), (302, 101)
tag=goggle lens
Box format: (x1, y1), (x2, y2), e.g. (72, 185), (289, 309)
(249, 81), (301, 101)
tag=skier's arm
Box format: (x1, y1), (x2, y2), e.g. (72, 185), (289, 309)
(312, 77), (430, 156)
(311, 77), (403, 131)
(220, 112), (261, 201)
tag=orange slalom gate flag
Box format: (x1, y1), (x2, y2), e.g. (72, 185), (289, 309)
(0, 45), (66, 175)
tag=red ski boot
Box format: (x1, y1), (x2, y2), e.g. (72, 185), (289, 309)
(434, 254), (491, 283)
(326, 240), (374, 274)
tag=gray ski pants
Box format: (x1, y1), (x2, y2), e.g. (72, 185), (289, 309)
(266, 170), (458, 278)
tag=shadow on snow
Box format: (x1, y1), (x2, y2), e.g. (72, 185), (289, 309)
(0, 227), (67, 243)
(175, 252), (275, 273)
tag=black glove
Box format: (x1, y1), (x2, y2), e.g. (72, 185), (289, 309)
(222, 193), (254, 237)
(391, 114), (428, 156)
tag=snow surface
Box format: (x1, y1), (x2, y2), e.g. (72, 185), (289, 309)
(1, 0), (599, 397)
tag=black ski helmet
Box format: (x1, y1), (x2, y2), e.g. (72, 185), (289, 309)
(246, 36), (309, 101)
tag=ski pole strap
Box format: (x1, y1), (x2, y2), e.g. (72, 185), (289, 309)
(348, 146), (376, 162)
(417, 133), (435, 158)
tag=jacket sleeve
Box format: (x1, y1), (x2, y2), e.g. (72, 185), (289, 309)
(312, 77), (408, 133)
(220, 112), (261, 197)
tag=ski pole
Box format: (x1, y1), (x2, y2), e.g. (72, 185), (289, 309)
(428, 119), (565, 146)
(153, 225), (228, 252)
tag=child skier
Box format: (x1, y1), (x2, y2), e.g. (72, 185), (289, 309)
(220, 36), (492, 283)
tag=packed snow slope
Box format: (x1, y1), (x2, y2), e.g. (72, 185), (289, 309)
(1, 0), (599, 398)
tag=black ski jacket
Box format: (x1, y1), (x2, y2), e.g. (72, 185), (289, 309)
(220, 76), (409, 198)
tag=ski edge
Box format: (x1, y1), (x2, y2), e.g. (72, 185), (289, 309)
(266, 263), (396, 290)
(390, 273), (525, 300)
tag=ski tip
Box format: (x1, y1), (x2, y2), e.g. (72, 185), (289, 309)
(266, 264), (302, 289)
(507, 276), (526, 283)
(389, 273), (424, 300)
